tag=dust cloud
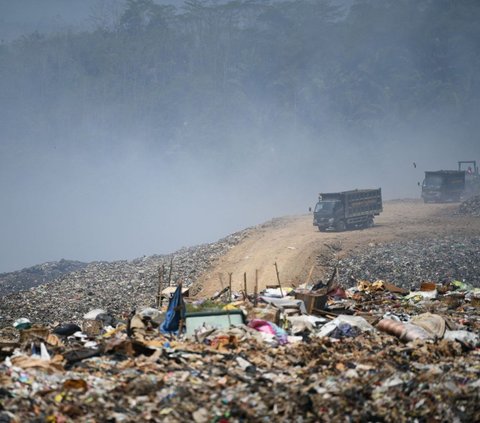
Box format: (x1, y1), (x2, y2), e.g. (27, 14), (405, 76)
(0, 0), (479, 272)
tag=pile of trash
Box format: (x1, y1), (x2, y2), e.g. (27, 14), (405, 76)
(459, 195), (480, 217)
(0, 228), (256, 328)
(337, 236), (480, 289)
(1, 277), (479, 422)
(0, 259), (88, 297)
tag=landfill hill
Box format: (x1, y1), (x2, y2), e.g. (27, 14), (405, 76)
(0, 259), (88, 297)
(1, 199), (480, 328)
(0, 225), (256, 327)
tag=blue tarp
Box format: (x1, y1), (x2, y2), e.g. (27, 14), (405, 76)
(160, 285), (186, 334)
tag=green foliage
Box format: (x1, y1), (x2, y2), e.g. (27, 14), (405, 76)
(1, 0), (479, 154)
(185, 300), (224, 312)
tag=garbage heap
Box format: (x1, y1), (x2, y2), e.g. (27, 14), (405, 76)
(459, 195), (480, 217)
(0, 260), (88, 297)
(337, 235), (480, 288)
(1, 279), (479, 422)
(0, 227), (253, 327)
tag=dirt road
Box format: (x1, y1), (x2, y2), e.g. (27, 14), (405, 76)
(196, 200), (480, 296)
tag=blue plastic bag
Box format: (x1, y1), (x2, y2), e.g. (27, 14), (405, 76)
(160, 285), (186, 334)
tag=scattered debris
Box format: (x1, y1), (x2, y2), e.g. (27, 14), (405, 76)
(1, 210), (480, 421)
(1, 275), (479, 422)
(459, 195), (480, 217)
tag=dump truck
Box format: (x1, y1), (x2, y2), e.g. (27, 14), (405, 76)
(458, 160), (480, 198)
(313, 188), (383, 232)
(421, 170), (465, 203)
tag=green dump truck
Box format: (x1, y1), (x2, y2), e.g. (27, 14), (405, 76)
(421, 170), (465, 203)
(313, 189), (383, 232)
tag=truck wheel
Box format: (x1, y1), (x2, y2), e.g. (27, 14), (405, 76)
(317, 226), (324, 232)
(365, 217), (374, 228)
(335, 220), (346, 232)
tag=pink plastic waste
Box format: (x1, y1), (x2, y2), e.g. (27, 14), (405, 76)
(248, 319), (276, 335)
(248, 319), (288, 344)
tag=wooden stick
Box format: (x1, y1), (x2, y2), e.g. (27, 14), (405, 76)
(156, 265), (165, 308)
(228, 272), (233, 303)
(313, 309), (338, 319)
(304, 265), (314, 286)
(326, 267), (337, 291)
(178, 319), (184, 336)
(254, 269), (258, 307)
(210, 286), (228, 301)
(167, 257), (173, 287)
(274, 262), (284, 297)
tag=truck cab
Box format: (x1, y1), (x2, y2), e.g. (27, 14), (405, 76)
(314, 197), (343, 231)
(421, 174), (443, 200)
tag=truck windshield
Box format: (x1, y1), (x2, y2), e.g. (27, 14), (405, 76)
(314, 201), (338, 213)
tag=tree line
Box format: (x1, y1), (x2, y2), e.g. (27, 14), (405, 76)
(1, 0), (479, 158)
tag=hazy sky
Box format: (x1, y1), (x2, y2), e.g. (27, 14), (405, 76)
(1, 119), (475, 273)
(1, 0), (479, 273)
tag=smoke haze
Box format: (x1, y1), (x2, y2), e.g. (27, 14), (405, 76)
(1, 0), (479, 272)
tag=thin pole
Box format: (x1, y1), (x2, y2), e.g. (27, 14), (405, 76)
(228, 272), (233, 303)
(304, 265), (314, 287)
(274, 262), (284, 297)
(254, 269), (258, 307)
(243, 272), (247, 297)
(156, 265), (164, 308)
(167, 257), (173, 286)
